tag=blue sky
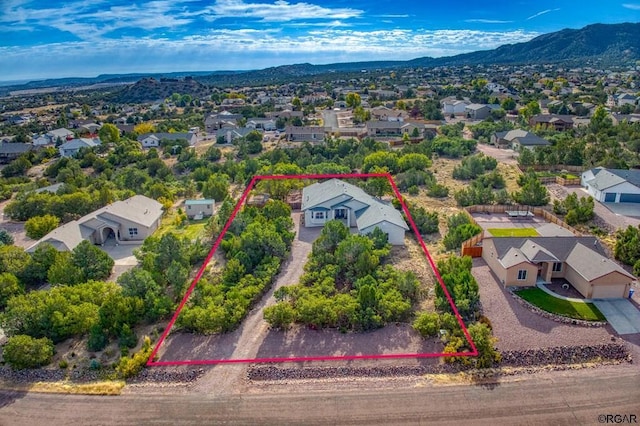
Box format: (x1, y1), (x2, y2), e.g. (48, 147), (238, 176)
(0, 0), (638, 81)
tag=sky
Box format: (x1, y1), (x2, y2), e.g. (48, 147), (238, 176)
(0, 0), (638, 81)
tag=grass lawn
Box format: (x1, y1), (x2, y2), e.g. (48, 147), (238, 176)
(158, 213), (208, 240)
(515, 288), (606, 321)
(487, 228), (540, 237)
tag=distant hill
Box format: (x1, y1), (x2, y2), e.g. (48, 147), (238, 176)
(2, 22), (639, 94)
(197, 22), (640, 86)
(409, 22), (640, 67)
(109, 77), (210, 103)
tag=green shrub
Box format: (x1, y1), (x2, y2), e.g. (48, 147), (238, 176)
(263, 302), (296, 330)
(413, 312), (440, 337)
(3, 335), (54, 369)
(427, 183), (449, 198)
(116, 336), (152, 379)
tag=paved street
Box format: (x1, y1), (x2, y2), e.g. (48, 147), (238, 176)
(1, 368), (638, 425)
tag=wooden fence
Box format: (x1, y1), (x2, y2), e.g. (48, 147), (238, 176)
(517, 164), (585, 173)
(536, 176), (581, 185)
(459, 204), (582, 256)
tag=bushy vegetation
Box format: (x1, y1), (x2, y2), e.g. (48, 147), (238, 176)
(412, 254), (500, 368)
(24, 214), (60, 239)
(3, 335), (55, 369)
(434, 255), (480, 320)
(404, 203), (440, 235)
(442, 212), (482, 251)
(614, 225), (640, 276)
(452, 154), (497, 180)
(264, 221), (419, 332)
(552, 193), (594, 225)
(512, 171), (550, 206)
(430, 136), (477, 158)
(178, 200), (294, 333)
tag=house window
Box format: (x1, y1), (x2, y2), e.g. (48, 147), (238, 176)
(517, 270), (527, 280)
(313, 212), (325, 220)
(188, 205), (192, 209)
(128, 227), (138, 236)
(334, 208), (347, 219)
(552, 262), (562, 272)
(207, 205), (211, 209)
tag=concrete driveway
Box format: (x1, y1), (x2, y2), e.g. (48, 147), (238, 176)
(592, 299), (640, 335)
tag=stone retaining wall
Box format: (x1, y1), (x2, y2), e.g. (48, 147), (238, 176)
(0, 366), (205, 385)
(248, 343), (630, 381)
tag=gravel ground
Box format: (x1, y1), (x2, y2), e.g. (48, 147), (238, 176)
(472, 258), (615, 352)
(475, 143), (519, 166)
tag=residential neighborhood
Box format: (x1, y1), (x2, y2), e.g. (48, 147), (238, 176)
(0, 41), (639, 423)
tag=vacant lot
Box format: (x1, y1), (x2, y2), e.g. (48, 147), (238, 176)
(160, 213), (445, 365)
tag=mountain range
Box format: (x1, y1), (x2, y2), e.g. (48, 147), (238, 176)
(3, 22), (639, 94)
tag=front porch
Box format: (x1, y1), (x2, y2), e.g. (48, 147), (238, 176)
(537, 278), (588, 301)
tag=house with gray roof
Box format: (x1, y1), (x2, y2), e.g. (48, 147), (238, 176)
(301, 179), (409, 245)
(137, 132), (196, 148)
(285, 126), (326, 142)
(42, 128), (74, 145)
(204, 111), (243, 133)
(27, 195), (163, 254)
(581, 167), (640, 204)
(216, 127), (254, 144)
(366, 121), (424, 138)
(0, 142), (33, 163)
(482, 236), (635, 299)
(59, 138), (101, 157)
(491, 129), (551, 150)
(464, 104), (500, 120)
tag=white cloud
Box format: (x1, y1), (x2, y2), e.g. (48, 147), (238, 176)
(526, 8), (560, 20)
(622, 3), (640, 10)
(0, 0), (196, 41)
(464, 19), (514, 24)
(0, 27), (539, 76)
(203, 0), (363, 22)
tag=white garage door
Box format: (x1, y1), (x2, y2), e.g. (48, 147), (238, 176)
(591, 284), (627, 299)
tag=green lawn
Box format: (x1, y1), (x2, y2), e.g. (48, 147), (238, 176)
(158, 216), (208, 240)
(515, 288), (606, 321)
(487, 228), (540, 237)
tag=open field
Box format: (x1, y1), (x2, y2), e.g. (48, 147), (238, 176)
(487, 228), (540, 237)
(515, 288), (606, 321)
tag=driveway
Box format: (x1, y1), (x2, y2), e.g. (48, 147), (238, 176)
(592, 299), (640, 335)
(474, 143), (519, 166)
(101, 239), (140, 281)
(548, 184), (640, 230)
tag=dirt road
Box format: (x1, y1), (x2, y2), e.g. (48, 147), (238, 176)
(189, 213), (314, 395)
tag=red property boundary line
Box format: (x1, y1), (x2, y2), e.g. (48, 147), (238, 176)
(147, 172), (478, 366)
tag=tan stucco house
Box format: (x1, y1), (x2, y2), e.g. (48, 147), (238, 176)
(482, 236), (635, 299)
(27, 195), (164, 253)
